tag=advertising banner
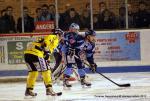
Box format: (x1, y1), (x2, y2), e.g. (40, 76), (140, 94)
(5, 31), (141, 64)
(7, 41), (31, 64)
(7, 41), (54, 64)
(94, 31), (141, 61)
(35, 21), (54, 32)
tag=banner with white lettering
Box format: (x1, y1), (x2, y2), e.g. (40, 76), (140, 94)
(35, 21), (54, 32)
(7, 41), (31, 64)
(7, 41), (54, 64)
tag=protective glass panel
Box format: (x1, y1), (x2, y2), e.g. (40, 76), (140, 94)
(58, 0), (90, 31)
(93, 0), (126, 30)
(23, 0), (55, 33)
(0, 0), (21, 34)
(128, 0), (150, 29)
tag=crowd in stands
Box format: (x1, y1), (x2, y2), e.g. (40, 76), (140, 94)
(0, 1), (149, 33)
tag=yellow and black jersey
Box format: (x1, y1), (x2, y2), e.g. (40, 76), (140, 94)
(24, 34), (59, 58)
(44, 34), (59, 53)
(24, 41), (44, 58)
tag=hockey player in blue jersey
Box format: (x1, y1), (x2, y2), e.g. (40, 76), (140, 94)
(62, 23), (94, 88)
(84, 29), (97, 73)
(75, 29), (97, 87)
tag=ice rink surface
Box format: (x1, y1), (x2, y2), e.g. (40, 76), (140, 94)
(0, 72), (150, 101)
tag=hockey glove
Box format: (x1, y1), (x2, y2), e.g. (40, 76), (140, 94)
(90, 63), (97, 73)
(68, 48), (75, 57)
(44, 51), (50, 60)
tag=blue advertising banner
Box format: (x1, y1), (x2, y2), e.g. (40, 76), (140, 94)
(94, 31), (141, 61)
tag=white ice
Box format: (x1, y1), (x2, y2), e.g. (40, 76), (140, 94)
(0, 72), (150, 101)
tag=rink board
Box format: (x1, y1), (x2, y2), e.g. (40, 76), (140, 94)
(0, 65), (150, 77)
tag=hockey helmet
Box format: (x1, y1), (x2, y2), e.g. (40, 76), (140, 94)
(53, 28), (64, 35)
(85, 29), (96, 37)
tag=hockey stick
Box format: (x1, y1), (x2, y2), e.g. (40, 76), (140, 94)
(84, 62), (131, 87)
(74, 55), (131, 87)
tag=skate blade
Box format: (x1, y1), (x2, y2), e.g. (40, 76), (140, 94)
(81, 85), (91, 88)
(63, 86), (71, 90)
(47, 92), (62, 96)
(24, 95), (36, 99)
(56, 92), (62, 96)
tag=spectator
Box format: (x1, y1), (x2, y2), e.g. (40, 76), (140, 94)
(134, 2), (150, 28)
(0, 9), (6, 33)
(41, 4), (53, 21)
(85, 2), (90, 14)
(93, 14), (100, 30)
(117, 5), (134, 29)
(98, 2), (107, 20)
(17, 7), (34, 33)
(99, 9), (117, 29)
(0, 6), (16, 33)
(49, 4), (55, 20)
(127, 4), (137, 28)
(59, 3), (71, 29)
(63, 3), (71, 17)
(118, 7), (126, 28)
(80, 9), (90, 30)
(98, 2), (117, 29)
(34, 8), (42, 22)
(60, 8), (80, 30)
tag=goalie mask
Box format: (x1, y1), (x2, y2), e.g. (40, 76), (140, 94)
(69, 23), (80, 33)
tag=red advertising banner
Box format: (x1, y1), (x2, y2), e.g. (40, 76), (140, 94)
(35, 21), (55, 32)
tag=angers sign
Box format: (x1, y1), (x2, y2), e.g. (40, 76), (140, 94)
(35, 21), (54, 32)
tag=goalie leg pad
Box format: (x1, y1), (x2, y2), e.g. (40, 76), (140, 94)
(64, 64), (73, 76)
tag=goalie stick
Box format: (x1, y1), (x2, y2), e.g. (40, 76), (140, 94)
(74, 55), (131, 87)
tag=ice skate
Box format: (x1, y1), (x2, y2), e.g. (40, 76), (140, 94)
(25, 88), (37, 97)
(46, 87), (62, 96)
(81, 77), (91, 87)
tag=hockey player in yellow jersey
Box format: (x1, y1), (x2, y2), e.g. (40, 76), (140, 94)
(24, 29), (63, 97)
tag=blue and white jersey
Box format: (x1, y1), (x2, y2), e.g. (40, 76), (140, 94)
(63, 32), (85, 51)
(53, 41), (64, 53)
(84, 42), (95, 58)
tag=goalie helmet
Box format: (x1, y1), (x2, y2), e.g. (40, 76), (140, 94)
(69, 23), (80, 30)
